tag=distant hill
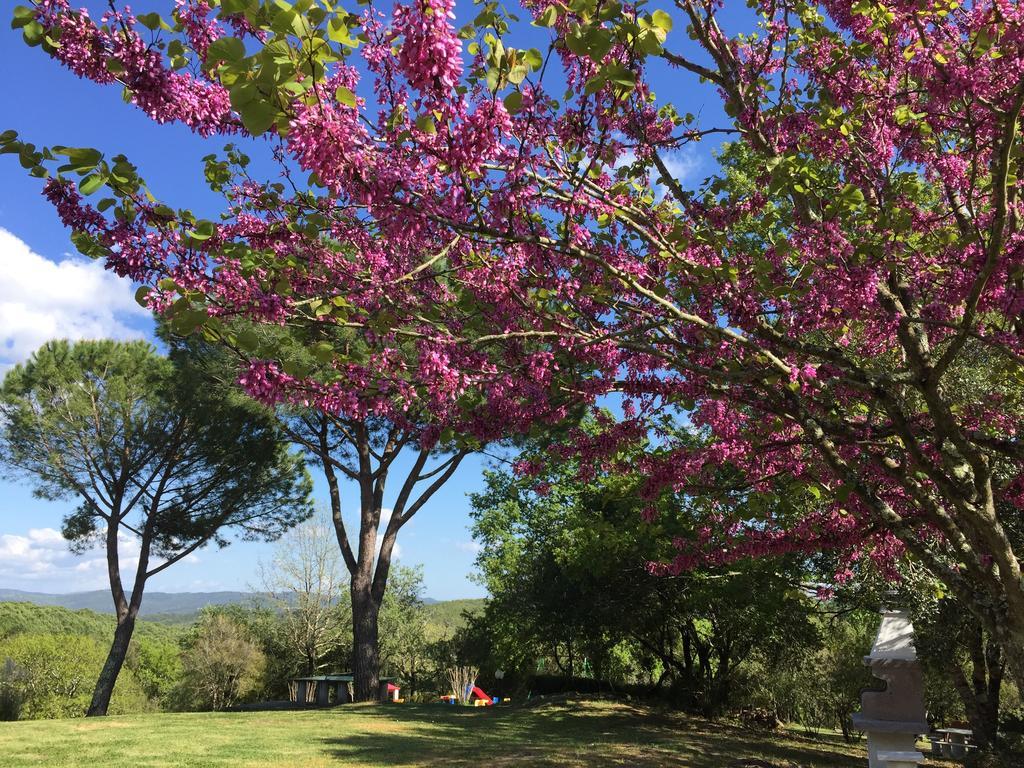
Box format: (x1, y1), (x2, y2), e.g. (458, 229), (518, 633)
(0, 589), (269, 618)
(0, 589), (485, 624)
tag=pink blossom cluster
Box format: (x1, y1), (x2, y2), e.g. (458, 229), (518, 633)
(392, 0), (463, 97)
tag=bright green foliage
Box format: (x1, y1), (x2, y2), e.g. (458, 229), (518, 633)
(421, 599), (485, 640)
(0, 603), (183, 645)
(469, 423), (817, 715)
(0, 634), (150, 719)
(0, 603), (186, 715)
(740, 611), (876, 740)
(184, 603), (293, 702)
(125, 638), (183, 708)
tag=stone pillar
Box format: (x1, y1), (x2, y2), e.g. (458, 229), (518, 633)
(852, 610), (928, 767)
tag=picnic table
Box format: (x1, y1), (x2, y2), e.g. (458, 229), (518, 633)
(929, 728), (975, 760)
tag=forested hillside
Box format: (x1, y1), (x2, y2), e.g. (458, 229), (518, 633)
(422, 599), (485, 639)
(0, 602), (185, 643)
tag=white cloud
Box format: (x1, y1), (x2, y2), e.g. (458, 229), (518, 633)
(0, 526), (200, 591)
(653, 146), (703, 198)
(0, 228), (150, 375)
(613, 145), (705, 200)
(454, 540), (482, 555)
(374, 508), (402, 560)
(0, 527), (109, 588)
(374, 538), (402, 560)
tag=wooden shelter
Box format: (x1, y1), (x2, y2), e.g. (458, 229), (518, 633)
(287, 674), (397, 705)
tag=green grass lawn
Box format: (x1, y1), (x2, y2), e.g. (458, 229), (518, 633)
(0, 698), (869, 768)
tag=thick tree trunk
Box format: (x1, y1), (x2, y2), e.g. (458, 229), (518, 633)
(351, 580), (382, 702)
(982, 638), (1004, 750)
(87, 609), (138, 716)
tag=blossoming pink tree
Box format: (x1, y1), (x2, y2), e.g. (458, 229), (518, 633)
(7, 0), (1024, 690)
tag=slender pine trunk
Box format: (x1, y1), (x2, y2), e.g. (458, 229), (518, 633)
(87, 608), (138, 716)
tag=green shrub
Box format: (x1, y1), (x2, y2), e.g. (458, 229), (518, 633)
(126, 638), (183, 707)
(0, 634), (150, 719)
(173, 614), (266, 711)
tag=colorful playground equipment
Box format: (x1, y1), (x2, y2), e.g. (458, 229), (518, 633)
(468, 685), (492, 706)
(439, 684), (508, 706)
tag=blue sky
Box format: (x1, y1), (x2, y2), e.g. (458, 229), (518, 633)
(0, 0), (743, 599)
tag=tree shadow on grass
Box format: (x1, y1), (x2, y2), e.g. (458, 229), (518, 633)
(318, 701), (866, 768)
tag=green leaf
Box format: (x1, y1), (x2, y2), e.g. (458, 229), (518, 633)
(186, 220), (216, 241)
(22, 20), (44, 46)
(584, 74), (606, 95)
(70, 230), (109, 258)
(635, 29), (663, 56)
(564, 29), (590, 57)
(134, 286), (152, 307)
(334, 86), (356, 108)
(221, 0), (251, 14)
(535, 5), (559, 27)
(236, 327), (259, 352)
(327, 18), (358, 46)
(503, 91), (524, 114)
(840, 183), (865, 207)
(11, 5), (35, 29)
(59, 147), (103, 173)
(207, 36), (246, 63)
(78, 174), (107, 196)
(229, 81), (260, 112)
(583, 27), (613, 61)
(136, 12), (169, 31)
(239, 100), (279, 135)
(651, 9), (673, 32)
(603, 63), (636, 89)
(415, 114), (437, 134)
(508, 63), (530, 85)
(312, 342), (335, 363)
